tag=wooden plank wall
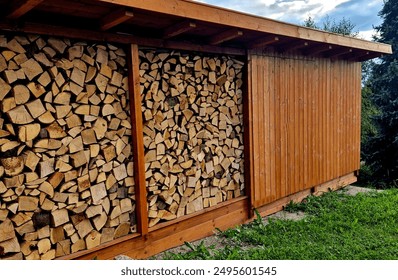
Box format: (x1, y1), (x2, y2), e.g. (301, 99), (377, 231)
(247, 49), (362, 208)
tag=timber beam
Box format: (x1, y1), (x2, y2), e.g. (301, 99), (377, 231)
(162, 21), (197, 39)
(247, 35), (279, 49)
(209, 29), (243, 45)
(6, 0), (45, 20)
(100, 8), (134, 31)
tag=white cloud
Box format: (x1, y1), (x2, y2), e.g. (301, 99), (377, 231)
(195, 0), (383, 39)
(358, 30), (377, 41)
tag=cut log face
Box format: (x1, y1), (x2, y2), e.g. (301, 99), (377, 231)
(140, 50), (245, 227)
(0, 35), (136, 260)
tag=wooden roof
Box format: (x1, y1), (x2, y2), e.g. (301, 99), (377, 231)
(0, 0), (392, 60)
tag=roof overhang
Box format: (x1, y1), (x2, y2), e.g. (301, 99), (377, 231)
(0, 0), (392, 60)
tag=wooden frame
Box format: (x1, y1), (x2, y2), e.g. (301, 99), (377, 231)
(0, 0), (391, 261)
(6, 0), (44, 20)
(97, 0), (391, 54)
(128, 44), (149, 235)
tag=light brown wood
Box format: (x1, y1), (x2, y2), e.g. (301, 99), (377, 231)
(26, 99), (46, 118)
(0, 219), (15, 242)
(163, 21), (197, 39)
(18, 196), (39, 211)
(1, 157), (24, 176)
(248, 50), (362, 207)
(7, 105), (34, 124)
(96, 0), (391, 54)
(18, 123), (41, 142)
(139, 49), (244, 225)
(51, 209), (69, 227)
(100, 8), (134, 31)
(209, 29), (243, 45)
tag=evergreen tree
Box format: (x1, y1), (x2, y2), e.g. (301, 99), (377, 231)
(367, 0), (398, 187)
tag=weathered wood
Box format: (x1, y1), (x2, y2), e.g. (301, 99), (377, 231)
(18, 196), (39, 211)
(1, 157), (25, 176)
(51, 209), (69, 227)
(140, 50), (244, 225)
(7, 105), (34, 124)
(18, 123), (41, 142)
(0, 219), (15, 243)
(0, 35), (138, 260)
(21, 58), (43, 81)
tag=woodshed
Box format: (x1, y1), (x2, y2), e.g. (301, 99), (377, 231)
(0, 0), (392, 260)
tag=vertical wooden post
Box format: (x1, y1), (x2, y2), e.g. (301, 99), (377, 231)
(244, 50), (254, 218)
(128, 44), (149, 235)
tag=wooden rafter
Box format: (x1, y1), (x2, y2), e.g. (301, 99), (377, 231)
(325, 47), (353, 59)
(355, 52), (381, 61)
(209, 29), (243, 45)
(343, 50), (369, 61)
(303, 44), (333, 56)
(278, 40), (309, 53)
(248, 35), (279, 49)
(94, 0), (391, 55)
(163, 21), (197, 39)
(6, 0), (45, 20)
(100, 8), (134, 31)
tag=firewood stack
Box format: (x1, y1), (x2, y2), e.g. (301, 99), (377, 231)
(139, 50), (245, 227)
(0, 34), (136, 260)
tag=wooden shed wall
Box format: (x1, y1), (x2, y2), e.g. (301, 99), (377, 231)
(247, 49), (362, 208)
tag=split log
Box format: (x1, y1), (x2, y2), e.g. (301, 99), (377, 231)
(0, 35), (136, 260)
(140, 50), (244, 227)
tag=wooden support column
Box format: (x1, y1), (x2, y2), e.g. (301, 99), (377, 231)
(244, 51), (254, 217)
(128, 44), (149, 235)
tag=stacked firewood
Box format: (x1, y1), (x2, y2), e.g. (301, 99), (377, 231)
(139, 50), (245, 227)
(0, 34), (136, 259)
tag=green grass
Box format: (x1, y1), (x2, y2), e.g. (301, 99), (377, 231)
(161, 189), (398, 260)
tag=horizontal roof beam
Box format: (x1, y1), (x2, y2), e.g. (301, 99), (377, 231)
(6, 0), (45, 20)
(163, 21), (196, 40)
(208, 29), (243, 45)
(0, 21), (245, 56)
(100, 8), (134, 31)
(96, 0), (391, 55)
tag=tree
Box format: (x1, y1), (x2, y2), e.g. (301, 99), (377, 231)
(303, 15), (358, 36)
(366, 0), (398, 187)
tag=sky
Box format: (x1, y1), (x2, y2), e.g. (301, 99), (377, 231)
(195, 0), (384, 40)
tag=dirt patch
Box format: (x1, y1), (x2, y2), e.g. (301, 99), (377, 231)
(116, 185), (381, 260)
(339, 185), (383, 196)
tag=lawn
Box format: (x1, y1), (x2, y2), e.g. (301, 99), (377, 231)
(160, 188), (398, 260)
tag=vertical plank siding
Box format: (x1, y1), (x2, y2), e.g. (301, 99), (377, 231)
(248, 50), (362, 208)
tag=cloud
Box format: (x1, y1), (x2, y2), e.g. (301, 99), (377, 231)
(195, 0), (383, 35)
